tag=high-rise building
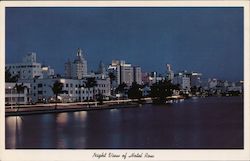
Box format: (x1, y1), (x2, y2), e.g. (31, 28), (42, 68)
(133, 66), (142, 84)
(120, 64), (134, 86)
(173, 72), (191, 91)
(166, 64), (174, 82)
(65, 48), (88, 79)
(64, 59), (72, 78)
(6, 52), (44, 80)
(208, 78), (218, 89)
(108, 60), (142, 86)
(173, 70), (202, 92)
(146, 72), (165, 85)
(190, 72), (202, 87)
(97, 61), (106, 75)
(141, 72), (150, 85)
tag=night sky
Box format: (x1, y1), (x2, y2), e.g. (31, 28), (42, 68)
(6, 7), (243, 81)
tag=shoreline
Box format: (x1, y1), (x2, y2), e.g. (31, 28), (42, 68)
(5, 95), (242, 117)
(5, 101), (143, 117)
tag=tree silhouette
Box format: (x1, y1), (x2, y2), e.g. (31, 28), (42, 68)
(50, 80), (64, 109)
(190, 86), (198, 95)
(116, 82), (127, 96)
(150, 80), (178, 104)
(5, 68), (19, 82)
(108, 72), (116, 96)
(78, 84), (85, 102)
(14, 83), (27, 112)
(128, 82), (142, 99)
(96, 89), (104, 105)
(85, 77), (97, 107)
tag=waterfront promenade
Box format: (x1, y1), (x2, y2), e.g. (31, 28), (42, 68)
(5, 98), (152, 116)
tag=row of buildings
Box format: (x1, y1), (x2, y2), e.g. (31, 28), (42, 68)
(5, 49), (111, 105)
(5, 49), (143, 105)
(141, 66), (202, 93)
(5, 49), (243, 105)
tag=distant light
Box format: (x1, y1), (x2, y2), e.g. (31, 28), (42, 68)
(60, 79), (65, 83)
(42, 67), (49, 71)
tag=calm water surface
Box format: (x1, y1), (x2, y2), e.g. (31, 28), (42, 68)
(5, 96), (243, 149)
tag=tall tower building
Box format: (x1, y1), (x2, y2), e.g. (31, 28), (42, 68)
(120, 64), (134, 86)
(97, 61), (106, 74)
(64, 59), (72, 78)
(64, 48), (88, 79)
(166, 64), (174, 82)
(133, 66), (142, 84)
(190, 72), (202, 87)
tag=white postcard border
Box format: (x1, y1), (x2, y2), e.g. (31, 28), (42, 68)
(0, 1), (249, 161)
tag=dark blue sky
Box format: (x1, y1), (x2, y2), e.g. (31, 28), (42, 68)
(6, 7), (243, 81)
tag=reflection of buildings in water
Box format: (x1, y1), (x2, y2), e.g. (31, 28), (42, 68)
(56, 113), (68, 126)
(56, 112), (88, 148)
(56, 113), (69, 148)
(5, 116), (23, 148)
(74, 111), (88, 122)
(73, 111), (88, 148)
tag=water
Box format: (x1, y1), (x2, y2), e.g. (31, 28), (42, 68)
(5, 96), (243, 149)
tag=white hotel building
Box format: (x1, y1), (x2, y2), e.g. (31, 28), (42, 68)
(5, 52), (43, 79)
(5, 82), (31, 105)
(18, 75), (110, 103)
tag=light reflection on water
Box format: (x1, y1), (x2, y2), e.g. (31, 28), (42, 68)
(74, 111), (88, 122)
(5, 117), (23, 148)
(57, 113), (68, 125)
(5, 97), (243, 149)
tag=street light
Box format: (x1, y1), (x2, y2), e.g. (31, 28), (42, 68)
(8, 86), (12, 109)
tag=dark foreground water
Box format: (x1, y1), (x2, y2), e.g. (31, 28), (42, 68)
(5, 96), (243, 149)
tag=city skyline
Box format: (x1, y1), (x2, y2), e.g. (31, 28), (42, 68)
(6, 7), (243, 81)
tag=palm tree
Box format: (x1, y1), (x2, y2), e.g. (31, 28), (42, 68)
(50, 80), (64, 110)
(150, 80), (178, 104)
(14, 83), (27, 112)
(108, 72), (116, 96)
(115, 82), (128, 100)
(85, 77), (97, 107)
(5, 68), (19, 82)
(128, 82), (143, 100)
(78, 84), (85, 102)
(116, 82), (127, 95)
(96, 89), (104, 105)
